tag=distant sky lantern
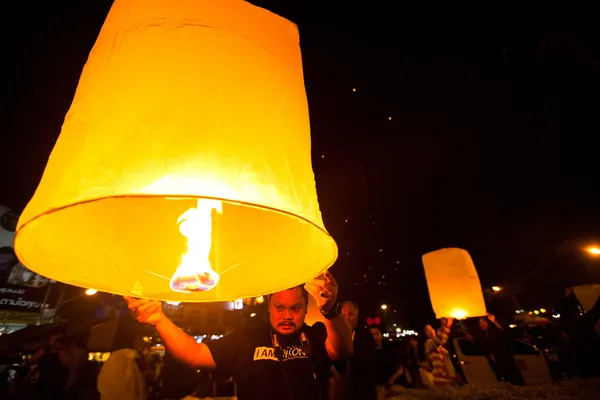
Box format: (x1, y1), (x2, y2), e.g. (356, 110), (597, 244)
(14, 0), (337, 302)
(422, 248), (487, 319)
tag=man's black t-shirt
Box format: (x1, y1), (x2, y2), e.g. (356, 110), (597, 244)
(206, 321), (331, 400)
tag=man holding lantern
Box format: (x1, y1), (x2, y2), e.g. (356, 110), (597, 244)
(126, 271), (353, 400)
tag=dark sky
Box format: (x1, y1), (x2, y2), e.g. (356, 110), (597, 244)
(2, 1), (599, 328)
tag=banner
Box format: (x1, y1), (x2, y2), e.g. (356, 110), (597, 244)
(1, 206), (50, 313)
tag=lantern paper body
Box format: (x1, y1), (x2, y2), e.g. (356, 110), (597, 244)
(422, 248), (487, 319)
(14, 0), (337, 302)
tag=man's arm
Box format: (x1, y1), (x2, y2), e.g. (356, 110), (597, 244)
(304, 271), (353, 360)
(155, 317), (216, 368)
(125, 297), (216, 368)
(487, 314), (504, 331)
(323, 314), (353, 360)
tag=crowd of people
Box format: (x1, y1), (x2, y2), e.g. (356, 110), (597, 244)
(1, 272), (599, 400)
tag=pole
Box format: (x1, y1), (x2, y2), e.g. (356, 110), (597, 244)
(37, 284), (54, 324)
(52, 284), (69, 322)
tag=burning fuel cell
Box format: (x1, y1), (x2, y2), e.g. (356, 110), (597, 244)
(170, 199), (222, 293)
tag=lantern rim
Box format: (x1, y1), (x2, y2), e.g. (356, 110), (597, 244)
(17, 194), (333, 236)
(15, 194), (338, 301)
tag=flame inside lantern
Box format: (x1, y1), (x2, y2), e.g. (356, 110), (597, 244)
(449, 308), (468, 320)
(169, 199), (222, 293)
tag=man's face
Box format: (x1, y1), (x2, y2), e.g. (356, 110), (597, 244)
(269, 288), (307, 335)
(49, 333), (64, 353)
(341, 303), (358, 330)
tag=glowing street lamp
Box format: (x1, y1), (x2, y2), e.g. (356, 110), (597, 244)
(491, 286), (502, 292)
(586, 246), (600, 255)
(381, 304), (388, 310)
(85, 288), (98, 296)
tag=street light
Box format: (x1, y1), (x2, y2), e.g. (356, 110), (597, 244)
(381, 304), (388, 310)
(586, 246), (600, 255)
(85, 288), (98, 296)
(491, 286), (502, 292)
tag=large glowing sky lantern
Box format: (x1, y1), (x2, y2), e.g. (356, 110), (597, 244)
(422, 248), (487, 319)
(14, 0), (338, 302)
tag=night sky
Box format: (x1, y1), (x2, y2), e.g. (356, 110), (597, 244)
(2, 1), (599, 329)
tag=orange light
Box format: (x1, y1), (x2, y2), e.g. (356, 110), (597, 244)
(14, 0), (337, 302)
(586, 247), (600, 255)
(449, 309), (468, 320)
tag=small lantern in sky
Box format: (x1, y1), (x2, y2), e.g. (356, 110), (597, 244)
(14, 0), (337, 302)
(422, 248), (487, 319)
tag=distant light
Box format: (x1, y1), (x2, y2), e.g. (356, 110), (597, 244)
(528, 311), (533, 315)
(344, 219), (348, 223)
(586, 247), (600, 255)
(552, 314), (561, 319)
(540, 308), (546, 313)
(381, 304), (388, 310)
(250, 313), (256, 318)
(256, 296), (264, 304)
(321, 155), (325, 159)
(491, 286), (502, 292)
(85, 288), (97, 296)
(388, 117), (392, 121)
(509, 324), (517, 329)
(396, 327), (401, 332)
(534, 310), (540, 315)
(379, 248), (383, 252)
(233, 299), (243, 310)
(352, 88), (356, 92)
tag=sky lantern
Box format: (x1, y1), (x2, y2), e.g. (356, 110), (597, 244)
(422, 248), (487, 319)
(14, 0), (337, 302)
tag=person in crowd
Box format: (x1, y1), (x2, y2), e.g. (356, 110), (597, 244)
(334, 301), (377, 400)
(367, 319), (410, 399)
(56, 337), (99, 400)
(424, 318), (457, 388)
(126, 271), (353, 400)
(405, 335), (425, 388)
(97, 347), (147, 400)
(158, 352), (200, 400)
(25, 331), (69, 400)
(468, 314), (524, 385)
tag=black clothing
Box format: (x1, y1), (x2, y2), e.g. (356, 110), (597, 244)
(206, 321), (331, 400)
(160, 352), (200, 399)
(474, 327), (524, 386)
(334, 327), (377, 400)
(34, 352), (69, 400)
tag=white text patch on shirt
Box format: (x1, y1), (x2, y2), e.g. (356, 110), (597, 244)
(253, 346), (308, 362)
